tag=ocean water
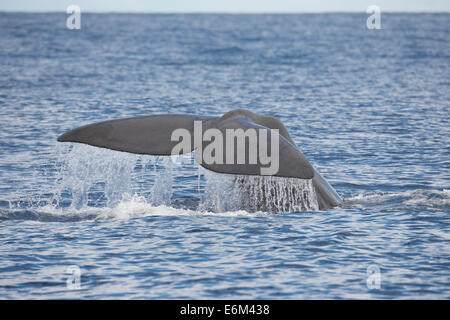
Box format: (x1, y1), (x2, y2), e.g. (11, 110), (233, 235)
(0, 13), (449, 299)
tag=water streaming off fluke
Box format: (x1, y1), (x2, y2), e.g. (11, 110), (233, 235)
(200, 170), (319, 213)
(47, 144), (319, 214)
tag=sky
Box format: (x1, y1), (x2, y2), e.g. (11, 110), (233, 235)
(0, 0), (449, 13)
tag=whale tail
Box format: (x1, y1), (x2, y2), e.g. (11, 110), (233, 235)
(58, 109), (342, 209)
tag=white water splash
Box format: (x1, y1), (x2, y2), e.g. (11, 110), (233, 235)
(150, 156), (174, 206)
(48, 144), (177, 210)
(52, 144), (139, 209)
(34, 144), (320, 217)
(34, 194), (266, 220)
(200, 169), (319, 213)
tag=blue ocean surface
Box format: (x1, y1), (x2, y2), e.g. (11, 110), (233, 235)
(0, 13), (449, 299)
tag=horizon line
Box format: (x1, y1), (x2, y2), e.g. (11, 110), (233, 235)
(1, 10), (449, 14)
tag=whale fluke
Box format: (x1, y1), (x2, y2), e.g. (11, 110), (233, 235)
(195, 116), (314, 179)
(57, 114), (213, 155)
(57, 109), (342, 209)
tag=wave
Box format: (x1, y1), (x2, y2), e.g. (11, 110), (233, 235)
(2, 188), (448, 222)
(201, 46), (245, 55)
(0, 195), (268, 222)
(345, 189), (450, 211)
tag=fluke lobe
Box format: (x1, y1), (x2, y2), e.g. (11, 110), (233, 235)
(58, 109), (342, 210)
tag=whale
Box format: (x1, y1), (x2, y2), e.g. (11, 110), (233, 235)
(57, 109), (342, 210)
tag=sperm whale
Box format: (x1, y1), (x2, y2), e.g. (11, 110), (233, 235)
(57, 109), (342, 210)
